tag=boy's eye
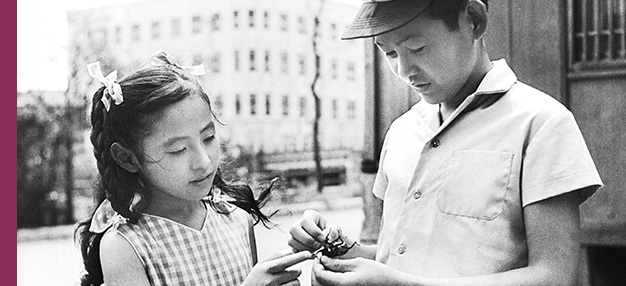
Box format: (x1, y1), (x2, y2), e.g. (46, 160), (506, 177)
(410, 46), (425, 54)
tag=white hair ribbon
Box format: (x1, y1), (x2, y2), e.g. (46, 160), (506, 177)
(87, 61), (123, 112)
(150, 49), (206, 76)
(88, 199), (128, 233)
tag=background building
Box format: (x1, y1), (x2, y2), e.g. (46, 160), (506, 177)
(68, 0), (366, 185)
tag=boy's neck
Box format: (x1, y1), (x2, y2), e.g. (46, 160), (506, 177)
(440, 52), (492, 121)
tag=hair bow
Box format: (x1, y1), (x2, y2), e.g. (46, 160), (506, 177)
(87, 62), (123, 112)
(151, 49), (206, 76)
(88, 199), (128, 233)
(208, 188), (236, 213)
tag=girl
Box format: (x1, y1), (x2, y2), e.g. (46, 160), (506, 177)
(75, 51), (310, 286)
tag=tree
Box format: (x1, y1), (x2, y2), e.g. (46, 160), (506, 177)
(310, 0), (326, 194)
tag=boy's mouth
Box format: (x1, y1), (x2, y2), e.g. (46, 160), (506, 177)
(410, 82), (431, 93)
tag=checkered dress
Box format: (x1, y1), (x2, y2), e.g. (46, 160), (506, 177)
(115, 202), (254, 285)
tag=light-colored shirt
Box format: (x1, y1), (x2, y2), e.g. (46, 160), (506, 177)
(115, 201), (254, 285)
(373, 59), (602, 278)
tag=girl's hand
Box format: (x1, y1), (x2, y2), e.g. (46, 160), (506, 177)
(311, 256), (408, 286)
(288, 210), (342, 252)
(242, 250), (311, 286)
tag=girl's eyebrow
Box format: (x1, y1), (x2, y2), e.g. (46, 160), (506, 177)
(162, 121), (215, 147)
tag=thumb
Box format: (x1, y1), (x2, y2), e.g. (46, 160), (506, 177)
(319, 255), (354, 273)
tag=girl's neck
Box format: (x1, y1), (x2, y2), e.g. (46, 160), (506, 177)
(144, 194), (207, 230)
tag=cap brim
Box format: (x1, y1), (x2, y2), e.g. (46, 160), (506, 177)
(341, 0), (432, 40)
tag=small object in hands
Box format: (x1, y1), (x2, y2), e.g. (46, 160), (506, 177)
(311, 233), (359, 259)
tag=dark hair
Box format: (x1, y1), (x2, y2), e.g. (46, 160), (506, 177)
(426, 0), (489, 31)
(74, 60), (274, 286)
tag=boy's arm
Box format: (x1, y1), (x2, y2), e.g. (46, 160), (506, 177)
(313, 191), (582, 286)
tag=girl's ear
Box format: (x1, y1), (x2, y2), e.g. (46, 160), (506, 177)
(465, 0), (488, 40)
(110, 142), (141, 173)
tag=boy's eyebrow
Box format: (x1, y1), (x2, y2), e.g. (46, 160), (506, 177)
(374, 34), (414, 47)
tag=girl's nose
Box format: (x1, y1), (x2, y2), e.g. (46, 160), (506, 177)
(191, 146), (213, 171)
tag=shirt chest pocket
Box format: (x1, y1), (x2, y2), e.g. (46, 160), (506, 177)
(437, 150), (513, 220)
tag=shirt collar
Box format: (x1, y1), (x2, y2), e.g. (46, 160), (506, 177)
(411, 59), (517, 133)
(474, 59), (517, 96)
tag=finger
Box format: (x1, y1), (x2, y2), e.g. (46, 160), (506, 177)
(289, 224), (324, 250)
(267, 251), (312, 273)
(262, 249), (296, 262)
(273, 268), (302, 284)
(319, 256), (355, 273)
(288, 236), (319, 252)
(281, 279), (301, 286)
(320, 224), (342, 242)
(301, 210), (328, 242)
(312, 261), (340, 286)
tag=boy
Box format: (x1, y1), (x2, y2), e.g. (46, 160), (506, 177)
(288, 0), (603, 285)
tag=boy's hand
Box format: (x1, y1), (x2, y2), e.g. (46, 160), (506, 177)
(311, 256), (405, 286)
(288, 210), (342, 252)
(242, 250), (311, 286)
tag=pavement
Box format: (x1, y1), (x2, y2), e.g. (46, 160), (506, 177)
(17, 197), (364, 286)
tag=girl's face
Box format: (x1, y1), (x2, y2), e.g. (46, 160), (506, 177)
(138, 91), (220, 204)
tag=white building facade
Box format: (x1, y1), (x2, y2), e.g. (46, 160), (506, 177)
(70, 0), (365, 180)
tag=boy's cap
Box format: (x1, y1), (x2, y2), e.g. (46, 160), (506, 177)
(341, 0), (433, 40)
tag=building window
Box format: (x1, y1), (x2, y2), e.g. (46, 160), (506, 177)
(248, 10), (255, 28)
(115, 26), (122, 43)
(265, 94), (271, 115)
(298, 16), (306, 34)
(264, 50), (271, 72)
(214, 94), (223, 113)
(347, 101), (356, 119)
(332, 99), (338, 119)
(171, 19), (181, 37)
(249, 50), (256, 72)
(233, 11), (240, 28)
(299, 97), (307, 118)
(281, 52), (289, 74)
(280, 14), (288, 32)
(131, 24), (140, 42)
(209, 52), (221, 73)
(568, 0), (626, 70)
(263, 11), (270, 29)
(330, 23), (337, 40)
(192, 16), (202, 34)
(234, 50), (240, 71)
(210, 13), (221, 31)
(235, 94), (242, 115)
(346, 61), (356, 81)
(298, 54), (306, 75)
(282, 95), (289, 116)
(331, 59), (338, 79)
(151, 22), (160, 39)
(192, 54), (203, 65)
(250, 94), (257, 115)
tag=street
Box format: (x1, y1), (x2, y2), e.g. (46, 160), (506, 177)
(17, 206), (363, 286)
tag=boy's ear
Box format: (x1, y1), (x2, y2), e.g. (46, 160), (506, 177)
(110, 142), (141, 173)
(465, 0), (488, 40)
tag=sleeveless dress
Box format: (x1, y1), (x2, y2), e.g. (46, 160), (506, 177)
(114, 201), (254, 286)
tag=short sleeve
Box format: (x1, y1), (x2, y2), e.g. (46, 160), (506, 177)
(521, 110), (603, 206)
(372, 132), (390, 200)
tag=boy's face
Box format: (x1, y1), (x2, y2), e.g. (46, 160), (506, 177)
(374, 10), (480, 105)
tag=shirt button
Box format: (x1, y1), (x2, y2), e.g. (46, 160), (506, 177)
(397, 245), (406, 255)
(413, 191), (422, 200)
(430, 138), (440, 148)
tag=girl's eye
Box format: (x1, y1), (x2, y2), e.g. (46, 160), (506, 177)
(410, 46), (426, 54)
(167, 148), (186, 155)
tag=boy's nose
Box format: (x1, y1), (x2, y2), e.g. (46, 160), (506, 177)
(396, 52), (416, 82)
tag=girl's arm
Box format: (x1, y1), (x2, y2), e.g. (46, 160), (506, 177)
(313, 191), (582, 286)
(248, 215), (258, 265)
(100, 231), (151, 286)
